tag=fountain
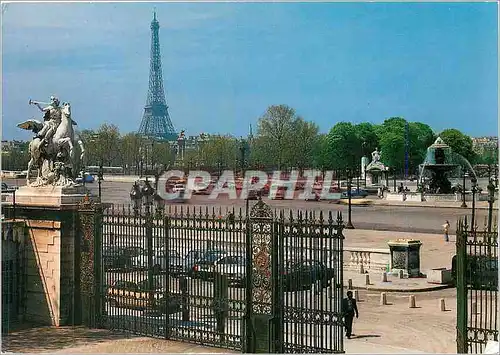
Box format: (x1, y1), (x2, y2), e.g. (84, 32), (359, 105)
(418, 137), (477, 201)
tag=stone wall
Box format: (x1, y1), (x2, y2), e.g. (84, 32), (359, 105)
(24, 220), (62, 326)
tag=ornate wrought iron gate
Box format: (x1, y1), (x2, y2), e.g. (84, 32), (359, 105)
(456, 218), (498, 354)
(90, 199), (344, 353)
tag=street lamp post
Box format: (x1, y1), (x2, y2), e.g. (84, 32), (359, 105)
(393, 172), (396, 193)
(346, 170), (354, 229)
(129, 178), (157, 315)
(471, 177), (478, 232)
(97, 164), (104, 200)
(239, 138), (249, 215)
(364, 165), (367, 187)
(461, 170), (468, 208)
(487, 179), (495, 233)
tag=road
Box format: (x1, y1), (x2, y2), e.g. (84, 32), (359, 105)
(4, 178), (489, 234)
(91, 180), (485, 234)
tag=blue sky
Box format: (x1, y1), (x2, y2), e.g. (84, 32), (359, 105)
(2, 2), (498, 141)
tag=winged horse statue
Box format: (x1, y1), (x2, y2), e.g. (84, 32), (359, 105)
(18, 102), (85, 186)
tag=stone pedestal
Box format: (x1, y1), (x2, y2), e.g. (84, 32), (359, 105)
(6, 185), (89, 207)
(388, 239), (422, 278)
(2, 184), (95, 327)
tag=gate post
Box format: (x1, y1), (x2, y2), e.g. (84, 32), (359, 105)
(78, 194), (103, 328)
(243, 198), (275, 353)
(456, 218), (468, 354)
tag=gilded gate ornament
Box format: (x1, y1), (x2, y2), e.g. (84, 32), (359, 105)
(249, 197), (273, 314)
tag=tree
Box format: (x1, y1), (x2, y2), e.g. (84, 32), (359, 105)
(354, 122), (379, 159)
(95, 124), (121, 166)
(288, 119), (319, 173)
(326, 122), (362, 170)
(121, 133), (142, 174)
(375, 117), (434, 175)
(255, 105), (299, 170)
(311, 134), (331, 171)
(408, 122), (435, 174)
(198, 135), (239, 171)
(439, 128), (476, 163)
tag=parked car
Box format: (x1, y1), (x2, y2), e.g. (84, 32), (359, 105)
(152, 249), (184, 276)
(191, 250), (246, 284)
(106, 277), (182, 314)
(184, 249), (205, 274)
(282, 260), (335, 292)
(214, 254), (246, 286)
(104, 246), (145, 271)
(451, 254), (498, 290)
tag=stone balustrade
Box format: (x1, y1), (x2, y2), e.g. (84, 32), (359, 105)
(343, 247), (390, 273)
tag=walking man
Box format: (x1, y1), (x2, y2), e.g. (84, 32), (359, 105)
(342, 290), (359, 339)
(443, 220), (450, 242)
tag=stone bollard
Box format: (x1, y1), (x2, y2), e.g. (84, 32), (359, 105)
(440, 298), (446, 312)
(409, 295), (416, 308)
(399, 270), (404, 279)
(359, 264), (365, 274)
(365, 274), (370, 285)
(471, 302), (477, 315)
(353, 289), (360, 301)
(381, 272), (388, 282)
(348, 278), (353, 289)
(380, 292), (387, 305)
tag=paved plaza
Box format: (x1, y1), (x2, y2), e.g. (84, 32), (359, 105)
(2, 226), (460, 354)
(2, 177), (492, 354)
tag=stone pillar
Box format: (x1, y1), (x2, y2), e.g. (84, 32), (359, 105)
(3, 185), (96, 327)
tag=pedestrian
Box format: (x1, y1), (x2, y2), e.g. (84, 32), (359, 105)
(342, 290), (359, 339)
(443, 220), (450, 242)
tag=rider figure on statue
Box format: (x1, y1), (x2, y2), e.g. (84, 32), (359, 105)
(32, 96), (62, 146)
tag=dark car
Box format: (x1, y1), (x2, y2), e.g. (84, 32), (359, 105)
(282, 260), (335, 292)
(184, 249), (205, 274)
(190, 250), (228, 279)
(152, 249), (184, 276)
(106, 277), (182, 314)
(103, 246), (144, 271)
(451, 255), (498, 290)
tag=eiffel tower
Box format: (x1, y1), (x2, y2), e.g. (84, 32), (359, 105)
(138, 11), (177, 140)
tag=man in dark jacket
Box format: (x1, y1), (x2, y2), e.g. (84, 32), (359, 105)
(342, 290), (359, 339)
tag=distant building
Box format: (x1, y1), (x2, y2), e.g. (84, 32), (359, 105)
(472, 136), (498, 154)
(1, 140), (28, 154)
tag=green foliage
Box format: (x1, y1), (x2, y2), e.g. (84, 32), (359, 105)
(354, 122), (379, 158)
(326, 122), (361, 170)
(374, 117), (436, 174)
(253, 105), (303, 170)
(439, 128), (476, 163)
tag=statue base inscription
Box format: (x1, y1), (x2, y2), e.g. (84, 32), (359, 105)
(7, 185), (90, 207)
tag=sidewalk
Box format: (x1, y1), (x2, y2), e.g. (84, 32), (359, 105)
(369, 198), (492, 210)
(2, 326), (428, 354)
